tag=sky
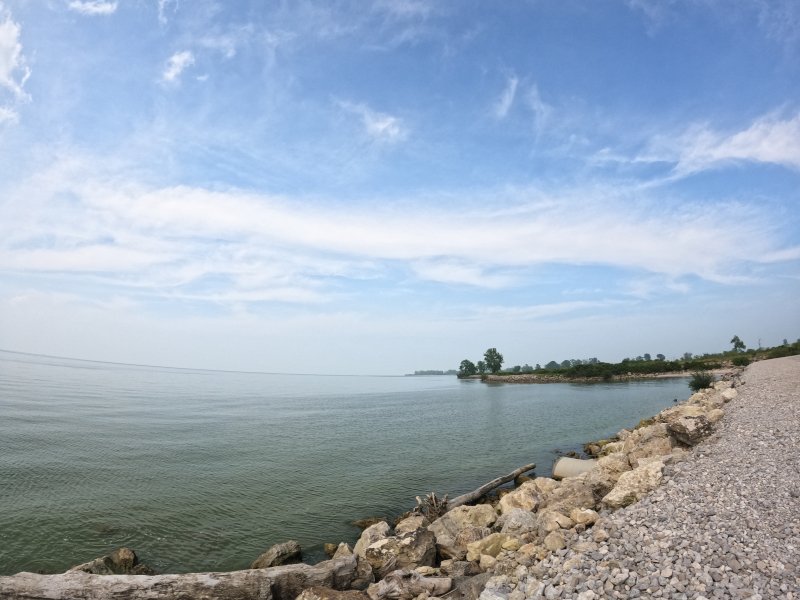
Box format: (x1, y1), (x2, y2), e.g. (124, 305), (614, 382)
(0, 0), (799, 375)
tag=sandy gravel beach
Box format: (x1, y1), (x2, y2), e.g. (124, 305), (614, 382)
(493, 356), (800, 599)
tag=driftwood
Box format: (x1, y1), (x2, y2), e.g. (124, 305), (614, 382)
(0, 555), (357, 600)
(447, 462), (536, 510)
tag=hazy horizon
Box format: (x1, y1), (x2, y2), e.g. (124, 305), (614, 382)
(1, 1), (799, 374)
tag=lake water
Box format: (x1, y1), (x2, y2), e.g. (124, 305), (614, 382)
(0, 350), (689, 575)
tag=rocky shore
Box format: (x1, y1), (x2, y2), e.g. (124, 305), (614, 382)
(2, 357), (797, 600)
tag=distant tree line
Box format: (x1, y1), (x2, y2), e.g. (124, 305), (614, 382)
(456, 335), (800, 379)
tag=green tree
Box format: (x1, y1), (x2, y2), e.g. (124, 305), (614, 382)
(656, 353), (665, 361)
(483, 348), (504, 374)
(511, 365), (521, 373)
(476, 360), (486, 375)
(643, 353), (652, 361)
(545, 360), (559, 370)
(458, 359), (477, 377)
(730, 335), (746, 353)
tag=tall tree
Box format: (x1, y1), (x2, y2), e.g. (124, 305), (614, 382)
(476, 360), (486, 374)
(483, 348), (504, 374)
(459, 359), (477, 376)
(730, 335), (746, 352)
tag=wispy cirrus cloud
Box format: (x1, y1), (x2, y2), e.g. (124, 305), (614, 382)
(67, 1), (118, 16)
(161, 50), (194, 83)
(642, 110), (800, 176)
(0, 10), (30, 101)
(493, 74), (518, 119)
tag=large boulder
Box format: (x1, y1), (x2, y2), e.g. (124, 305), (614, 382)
(623, 423), (675, 467)
(664, 406), (714, 446)
(354, 522), (391, 559)
(70, 547), (155, 575)
(394, 515), (428, 536)
(536, 510), (574, 540)
(428, 505), (497, 559)
(496, 509), (538, 536)
(364, 531), (436, 579)
(465, 533), (516, 561)
(583, 452), (631, 496)
(602, 460), (665, 509)
(497, 477), (560, 515)
(250, 540), (302, 569)
(538, 475), (596, 514)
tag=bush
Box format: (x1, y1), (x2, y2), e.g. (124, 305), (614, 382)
(688, 371), (714, 392)
(731, 355), (751, 367)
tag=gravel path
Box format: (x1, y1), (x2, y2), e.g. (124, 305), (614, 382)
(502, 356), (800, 600)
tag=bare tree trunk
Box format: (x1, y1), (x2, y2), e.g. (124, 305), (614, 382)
(0, 556), (357, 600)
(447, 462), (536, 509)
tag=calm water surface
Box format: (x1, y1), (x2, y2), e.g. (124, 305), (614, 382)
(0, 350), (689, 575)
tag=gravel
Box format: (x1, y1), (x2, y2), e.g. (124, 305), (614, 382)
(494, 356), (800, 600)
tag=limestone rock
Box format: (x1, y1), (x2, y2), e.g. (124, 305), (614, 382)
(666, 413), (714, 446)
(497, 509), (538, 535)
(394, 515), (428, 536)
(465, 533), (515, 561)
(537, 510), (574, 539)
(364, 530), (436, 579)
(333, 543), (354, 559)
(543, 531), (566, 551)
(447, 572), (493, 600)
(583, 451), (631, 496)
(569, 508), (599, 526)
(538, 476), (595, 514)
(497, 481), (541, 514)
(439, 560), (483, 578)
(324, 544), (339, 558)
(478, 554), (497, 571)
(722, 388), (738, 401)
(707, 408), (725, 424)
(602, 460), (665, 509)
(354, 522), (391, 559)
(251, 540), (302, 569)
(70, 547), (154, 575)
(428, 505), (497, 559)
(366, 570), (452, 600)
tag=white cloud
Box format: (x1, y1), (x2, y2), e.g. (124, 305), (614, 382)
(162, 50), (195, 83)
(648, 111), (800, 175)
(411, 260), (515, 288)
(493, 75), (518, 119)
(0, 11), (30, 100)
(67, 1), (118, 16)
(157, 0), (178, 25)
(0, 104), (17, 124)
(340, 101), (407, 142)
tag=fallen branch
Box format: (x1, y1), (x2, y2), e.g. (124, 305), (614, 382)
(447, 462), (536, 510)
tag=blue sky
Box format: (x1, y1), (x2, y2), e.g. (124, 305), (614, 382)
(0, 0), (798, 374)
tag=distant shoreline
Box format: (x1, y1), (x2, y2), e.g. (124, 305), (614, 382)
(466, 369), (729, 384)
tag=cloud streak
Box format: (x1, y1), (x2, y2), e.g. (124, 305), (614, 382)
(493, 75), (518, 119)
(67, 1), (118, 16)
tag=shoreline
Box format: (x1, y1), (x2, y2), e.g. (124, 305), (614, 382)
(3, 358), (796, 600)
(478, 368), (730, 384)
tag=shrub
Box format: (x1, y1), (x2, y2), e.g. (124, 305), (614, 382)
(688, 371), (714, 392)
(731, 355), (751, 367)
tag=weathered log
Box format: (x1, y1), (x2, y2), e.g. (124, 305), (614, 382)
(366, 570), (452, 600)
(0, 555), (357, 600)
(447, 462), (536, 510)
